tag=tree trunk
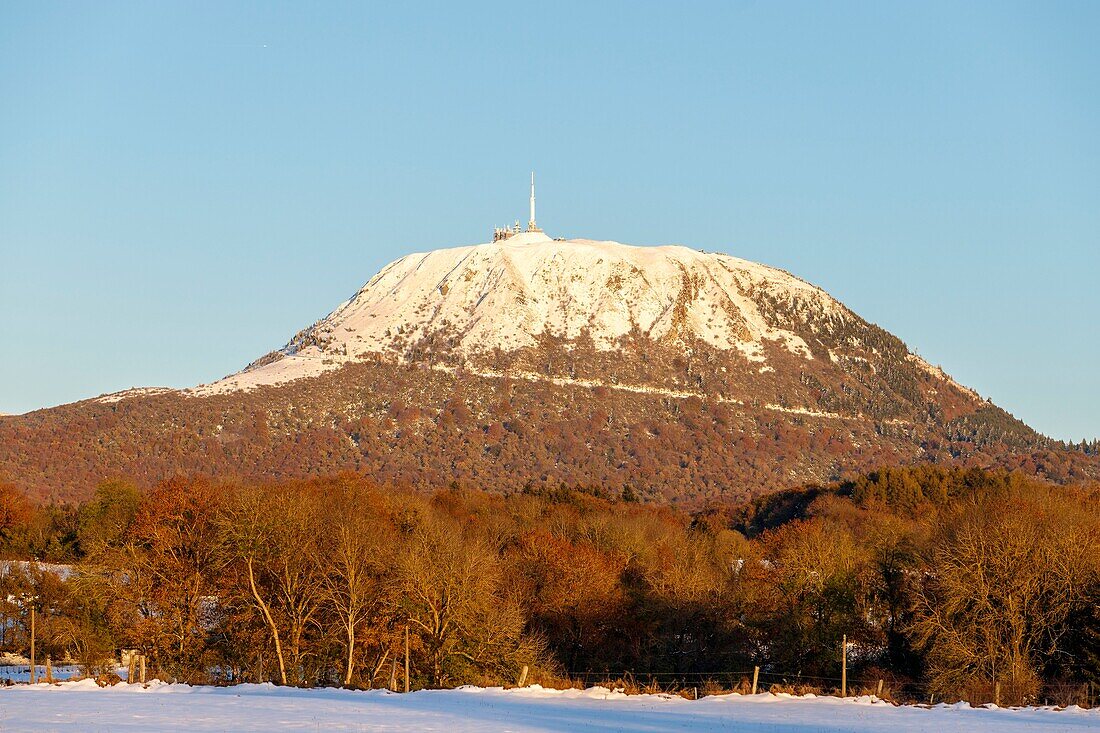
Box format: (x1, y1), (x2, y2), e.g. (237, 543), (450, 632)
(247, 557), (288, 685)
(343, 618), (356, 686)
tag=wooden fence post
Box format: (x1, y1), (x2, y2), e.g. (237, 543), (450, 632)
(140, 655), (146, 685)
(517, 664), (529, 688)
(389, 657), (397, 691)
(876, 679), (883, 698)
(404, 625), (410, 693)
(841, 634), (847, 698)
(45, 657), (53, 684)
(29, 605), (36, 685)
(752, 666), (759, 695)
(994, 680), (1001, 707)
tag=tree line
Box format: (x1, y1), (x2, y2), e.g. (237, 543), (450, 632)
(0, 467), (1098, 704)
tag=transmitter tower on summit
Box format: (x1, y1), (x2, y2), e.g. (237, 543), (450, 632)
(493, 172), (545, 242)
(527, 172), (541, 233)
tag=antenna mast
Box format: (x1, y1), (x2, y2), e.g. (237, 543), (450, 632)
(527, 172), (540, 232)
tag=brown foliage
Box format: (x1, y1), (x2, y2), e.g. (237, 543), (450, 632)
(2, 345), (1096, 506)
(0, 466), (1097, 704)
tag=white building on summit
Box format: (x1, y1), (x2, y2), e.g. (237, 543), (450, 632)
(493, 172), (544, 242)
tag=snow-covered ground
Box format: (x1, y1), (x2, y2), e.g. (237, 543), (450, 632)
(1, 681), (1096, 732)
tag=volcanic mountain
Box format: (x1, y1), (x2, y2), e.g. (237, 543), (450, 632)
(2, 232), (1094, 503)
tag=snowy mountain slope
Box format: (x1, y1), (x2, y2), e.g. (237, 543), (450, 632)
(190, 234), (940, 396)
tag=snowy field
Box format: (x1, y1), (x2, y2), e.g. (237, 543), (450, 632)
(1, 682), (1097, 733)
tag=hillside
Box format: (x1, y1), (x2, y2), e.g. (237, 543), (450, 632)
(2, 235), (1095, 502)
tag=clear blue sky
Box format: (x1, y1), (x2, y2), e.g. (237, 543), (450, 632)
(1, 2), (1097, 441)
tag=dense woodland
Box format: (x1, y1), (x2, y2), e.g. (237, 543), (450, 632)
(1, 466), (1098, 705)
(2, 356), (1098, 505)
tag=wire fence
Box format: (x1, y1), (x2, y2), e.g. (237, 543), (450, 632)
(565, 669), (1098, 709)
(1, 660), (1094, 709)
(0, 664), (82, 684)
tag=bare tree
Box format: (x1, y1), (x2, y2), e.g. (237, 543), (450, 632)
(398, 513), (530, 686)
(313, 481), (396, 686)
(912, 485), (1100, 701)
(221, 483), (326, 685)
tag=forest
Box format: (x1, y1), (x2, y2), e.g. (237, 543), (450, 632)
(4, 355), (1099, 506)
(1, 466), (1098, 707)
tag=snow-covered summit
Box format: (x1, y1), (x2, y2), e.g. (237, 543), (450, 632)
(192, 235), (852, 395)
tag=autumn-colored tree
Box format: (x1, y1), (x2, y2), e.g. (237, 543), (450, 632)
(753, 517), (873, 678)
(76, 479), (140, 556)
(398, 512), (538, 685)
(911, 484), (1100, 702)
(311, 477), (397, 687)
(506, 528), (626, 672)
(220, 482), (325, 685)
(0, 481), (33, 551)
(105, 478), (227, 682)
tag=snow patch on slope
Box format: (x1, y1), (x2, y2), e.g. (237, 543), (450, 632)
(906, 354), (979, 398)
(96, 387), (176, 404)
